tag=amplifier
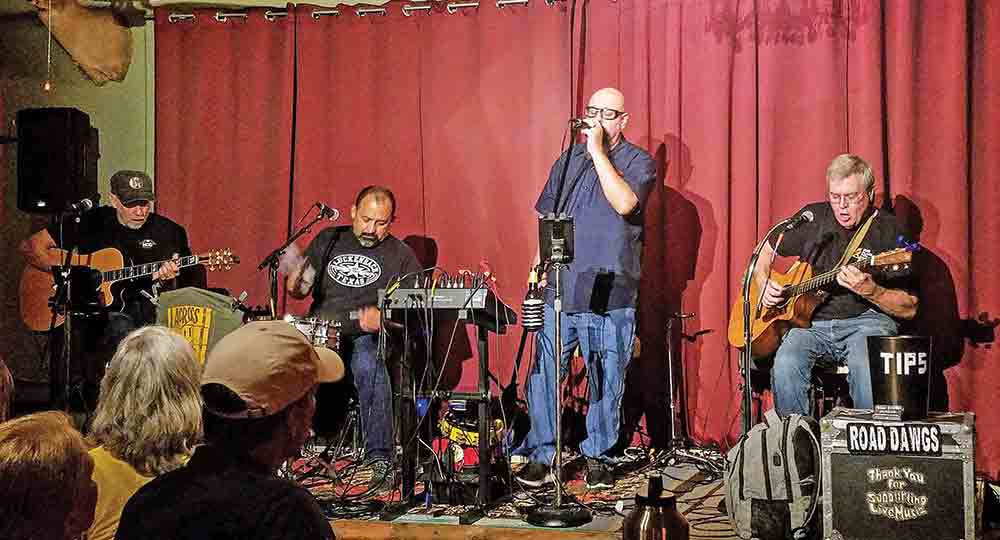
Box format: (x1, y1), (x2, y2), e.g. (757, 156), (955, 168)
(820, 408), (975, 540)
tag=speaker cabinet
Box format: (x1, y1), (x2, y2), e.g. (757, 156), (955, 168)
(16, 107), (99, 214)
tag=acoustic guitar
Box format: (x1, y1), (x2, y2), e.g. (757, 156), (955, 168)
(20, 247), (239, 331)
(727, 247), (914, 358)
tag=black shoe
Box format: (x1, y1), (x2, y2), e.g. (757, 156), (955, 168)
(515, 462), (555, 488)
(585, 459), (614, 489)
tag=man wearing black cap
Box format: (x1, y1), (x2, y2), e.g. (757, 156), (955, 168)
(116, 320), (344, 540)
(19, 170), (198, 409)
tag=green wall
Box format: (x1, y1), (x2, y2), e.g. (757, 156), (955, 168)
(0, 17), (155, 385)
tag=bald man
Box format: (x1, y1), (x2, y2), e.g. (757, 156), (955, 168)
(515, 88), (657, 490)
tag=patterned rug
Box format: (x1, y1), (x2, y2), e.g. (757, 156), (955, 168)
(289, 442), (738, 538)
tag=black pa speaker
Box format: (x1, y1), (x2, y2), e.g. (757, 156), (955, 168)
(16, 107), (99, 214)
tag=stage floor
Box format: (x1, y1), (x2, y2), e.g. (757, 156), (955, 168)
(298, 452), (739, 540)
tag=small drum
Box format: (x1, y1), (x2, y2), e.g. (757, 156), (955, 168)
(284, 314), (341, 352)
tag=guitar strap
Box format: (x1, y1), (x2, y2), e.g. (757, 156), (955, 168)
(835, 209), (878, 268)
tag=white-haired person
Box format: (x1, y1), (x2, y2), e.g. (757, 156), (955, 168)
(0, 410), (98, 540)
(86, 325), (203, 540)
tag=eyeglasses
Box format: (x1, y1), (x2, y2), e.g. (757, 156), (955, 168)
(123, 200), (151, 209)
(828, 192), (866, 206)
(584, 106), (626, 121)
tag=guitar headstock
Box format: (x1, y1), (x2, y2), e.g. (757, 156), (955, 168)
(872, 248), (913, 273)
(201, 249), (240, 272)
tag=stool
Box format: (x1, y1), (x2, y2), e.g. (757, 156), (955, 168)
(810, 363), (851, 419)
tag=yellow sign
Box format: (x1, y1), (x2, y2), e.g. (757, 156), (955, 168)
(166, 305), (214, 364)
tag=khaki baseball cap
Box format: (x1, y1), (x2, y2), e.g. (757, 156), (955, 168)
(110, 170), (156, 204)
(201, 320), (345, 419)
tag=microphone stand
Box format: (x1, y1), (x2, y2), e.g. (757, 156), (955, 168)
(739, 218), (793, 434)
(257, 211), (330, 319)
(524, 122), (591, 528)
(659, 313), (724, 474)
(49, 209), (87, 412)
(524, 259), (591, 528)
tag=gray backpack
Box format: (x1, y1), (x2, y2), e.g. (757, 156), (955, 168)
(725, 409), (821, 540)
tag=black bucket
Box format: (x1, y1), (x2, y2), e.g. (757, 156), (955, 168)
(866, 335), (932, 420)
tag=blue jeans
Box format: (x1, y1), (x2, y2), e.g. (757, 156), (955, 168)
(516, 305), (636, 465)
(346, 334), (394, 461)
(772, 309), (899, 416)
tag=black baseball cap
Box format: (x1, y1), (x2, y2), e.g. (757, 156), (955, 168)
(110, 170), (155, 204)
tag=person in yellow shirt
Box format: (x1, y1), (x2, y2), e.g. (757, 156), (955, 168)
(86, 325), (203, 540)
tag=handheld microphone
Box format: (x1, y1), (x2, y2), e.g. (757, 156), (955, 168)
(66, 194), (100, 213)
(568, 118), (594, 130)
(784, 210), (814, 230)
(316, 202), (340, 221)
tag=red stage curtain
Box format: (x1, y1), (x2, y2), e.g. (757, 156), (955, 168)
(154, 0), (1000, 477)
(291, 1), (569, 391)
(154, 7), (296, 305)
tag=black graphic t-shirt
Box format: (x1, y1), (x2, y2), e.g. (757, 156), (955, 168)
(774, 202), (916, 321)
(47, 206), (195, 324)
(303, 225), (420, 335)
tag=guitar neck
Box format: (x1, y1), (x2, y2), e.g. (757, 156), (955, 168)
(102, 254), (201, 283)
(787, 258), (873, 296)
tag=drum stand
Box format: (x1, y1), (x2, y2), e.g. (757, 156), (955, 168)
(659, 312), (724, 475)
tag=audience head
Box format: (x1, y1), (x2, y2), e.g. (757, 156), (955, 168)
(200, 321), (344, 468)
(89, 326), (203, 476)
(0, 411), (97, 540)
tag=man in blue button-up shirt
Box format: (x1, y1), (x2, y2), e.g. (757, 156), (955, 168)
(515, 88), (657, 490)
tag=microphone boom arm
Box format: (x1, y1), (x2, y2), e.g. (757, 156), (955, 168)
(257, 208), (330, 318)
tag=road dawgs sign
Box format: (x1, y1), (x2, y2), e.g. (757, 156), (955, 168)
(846, 423), (942, 456)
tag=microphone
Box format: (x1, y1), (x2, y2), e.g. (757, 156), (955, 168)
(521, 267), (545, 332)
(784, 210), (814, 230)
(66, 194), (100, 213)
(316, 202), (340, 221)
(569, 118), (594, 130)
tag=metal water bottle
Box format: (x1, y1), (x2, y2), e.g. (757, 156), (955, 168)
(623, 475), (689, 540)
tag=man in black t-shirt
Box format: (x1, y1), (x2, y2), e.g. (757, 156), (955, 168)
(286, 186), (420, 476)
(756, 154), (919, 416)
(19, 170), (196, 409)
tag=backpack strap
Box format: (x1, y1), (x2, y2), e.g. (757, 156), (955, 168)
(781, 415), (794, 500)
(760, 424), (774, 501)
(788, 414), (823, 536)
